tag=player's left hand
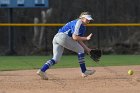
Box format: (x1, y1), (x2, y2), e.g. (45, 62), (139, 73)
(89, 49), (102, 62)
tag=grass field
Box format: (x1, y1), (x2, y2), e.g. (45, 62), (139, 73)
(0, 55), (140, 71)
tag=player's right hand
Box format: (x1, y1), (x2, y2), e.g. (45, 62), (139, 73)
(86, 33), (93, 40)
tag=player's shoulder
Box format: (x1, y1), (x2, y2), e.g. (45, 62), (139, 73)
(73, 19), (82, 23)
(71, 19), (82, 26)
(66, 19), (78, 25)
(65, 19), (82, 27)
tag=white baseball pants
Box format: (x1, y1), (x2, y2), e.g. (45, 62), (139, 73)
(52, 32), (84, 62)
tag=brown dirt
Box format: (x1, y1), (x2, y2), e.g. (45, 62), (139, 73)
(0, 65), (140, 93)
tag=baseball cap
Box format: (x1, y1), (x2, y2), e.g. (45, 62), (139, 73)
(80, 14), (93, 20)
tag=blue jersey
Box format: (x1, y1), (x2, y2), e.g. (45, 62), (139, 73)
(58, 19), (86, 37)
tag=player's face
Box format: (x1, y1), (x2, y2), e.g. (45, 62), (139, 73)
(82, 18), (91, 25)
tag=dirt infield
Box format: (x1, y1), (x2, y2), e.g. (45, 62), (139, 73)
(0, 66), (140, 93)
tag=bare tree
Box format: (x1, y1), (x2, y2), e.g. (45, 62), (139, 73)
(33, 8), (52, 50)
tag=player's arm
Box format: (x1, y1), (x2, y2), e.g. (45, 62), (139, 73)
(72, 33), (93, 41)
(72, 19), (93, 41)
(78, 40), (91, 53)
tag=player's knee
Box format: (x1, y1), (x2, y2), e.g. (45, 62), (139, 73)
(78, 52), (85, 57)
(78, 52), (85, 62)
(78, 48), (84, 53)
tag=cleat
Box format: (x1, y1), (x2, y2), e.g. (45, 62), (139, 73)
(82, 69), (96, 77)
(37, 70), (48, 80)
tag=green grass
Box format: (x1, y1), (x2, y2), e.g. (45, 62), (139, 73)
(0, 55), (140, 71)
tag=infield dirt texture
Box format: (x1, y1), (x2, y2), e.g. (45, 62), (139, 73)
(0, 65), (140, 93)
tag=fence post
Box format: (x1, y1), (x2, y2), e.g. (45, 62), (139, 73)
(6, 8), (16, 55)
(97, 30), (100, 49)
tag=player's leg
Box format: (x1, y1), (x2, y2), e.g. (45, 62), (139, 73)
(74, 43), (95, 77)
(63, 41), (94, 77)
(55, 33), (95, 77)
(52, 38), (64, 63)
(63, 41), (87, 73)
(37, 34), (64, 80)
(39, 44), (63, 70)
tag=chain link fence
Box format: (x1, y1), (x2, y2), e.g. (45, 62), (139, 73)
(0, 8), (140, 55)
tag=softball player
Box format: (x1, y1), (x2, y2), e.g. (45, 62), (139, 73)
(37, 12), (95, 80)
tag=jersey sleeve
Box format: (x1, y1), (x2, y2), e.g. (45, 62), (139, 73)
(73, 20), (82, 36)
